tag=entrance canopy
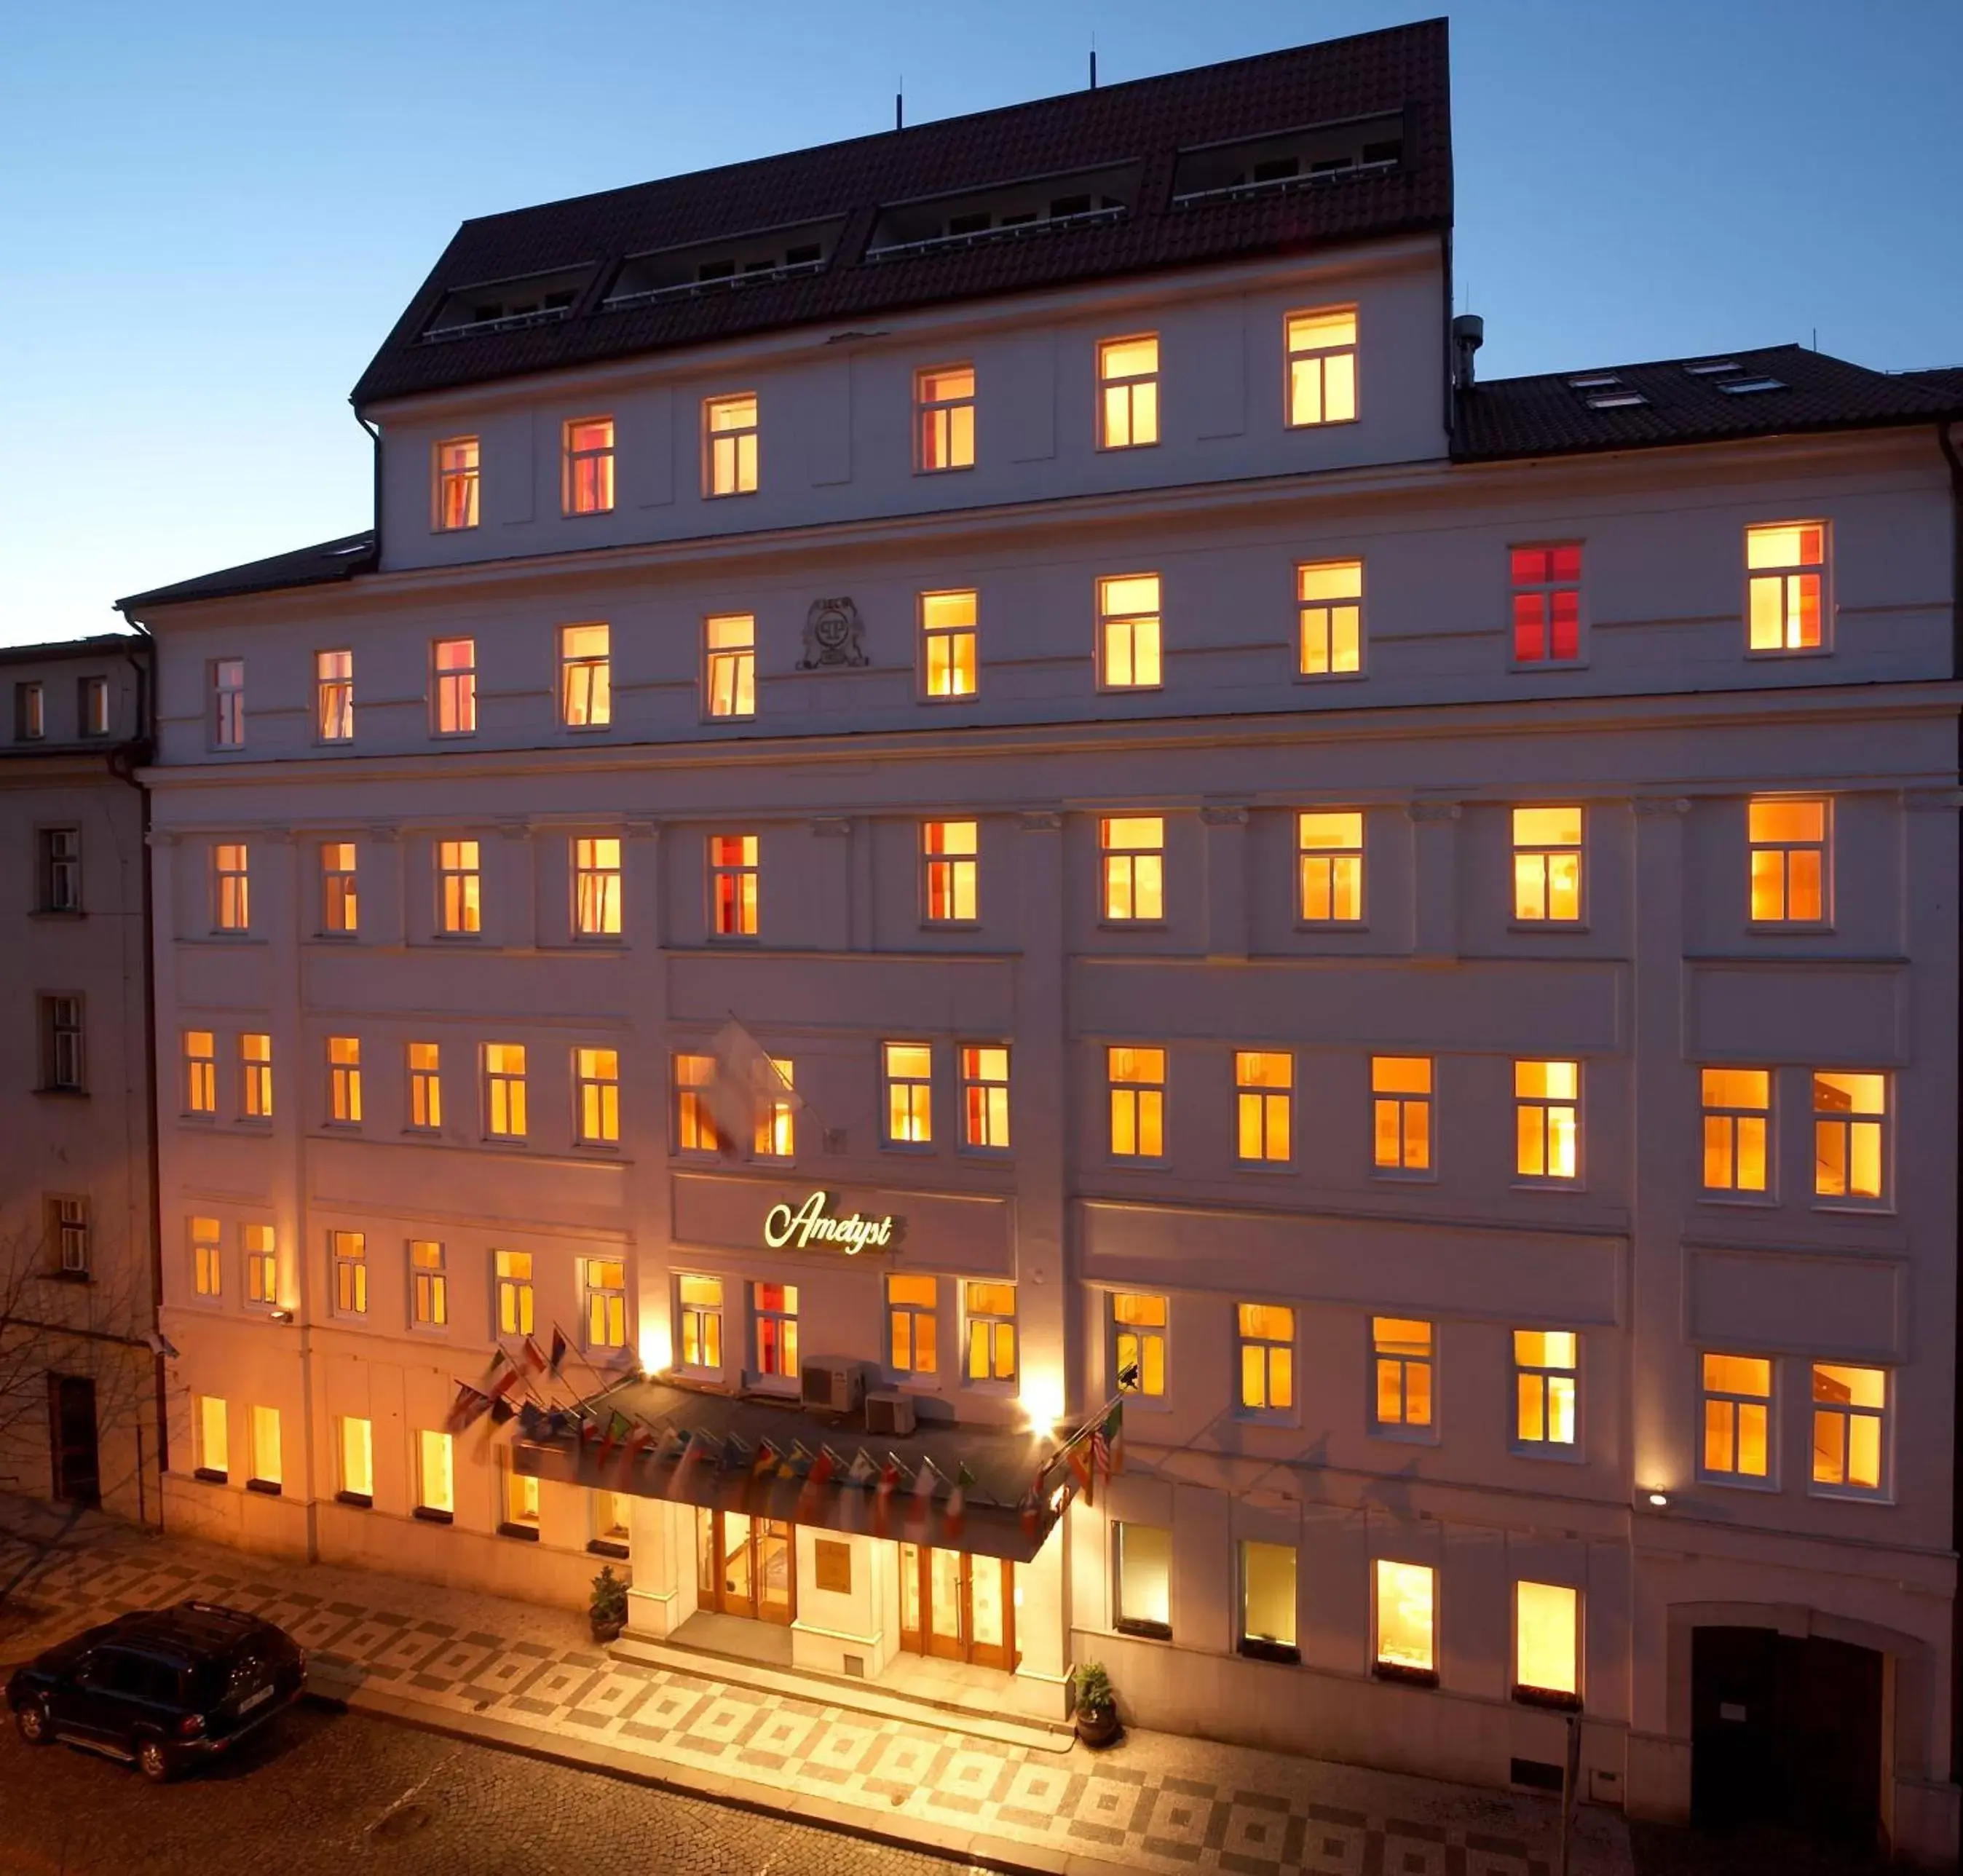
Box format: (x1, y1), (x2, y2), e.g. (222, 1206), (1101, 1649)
(509, 1377), (1070, 1564)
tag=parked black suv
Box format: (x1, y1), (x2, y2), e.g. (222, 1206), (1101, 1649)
(7, 1602), (307, 1781)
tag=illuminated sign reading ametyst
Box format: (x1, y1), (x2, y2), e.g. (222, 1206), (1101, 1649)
(763, 1190), (898, 1255)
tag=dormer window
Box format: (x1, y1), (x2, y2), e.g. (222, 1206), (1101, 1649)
(421, 267), (591, 342)
(603, 221), (842, 311)
(1171, 113), (1403, 206)
(865, 165), (1134, 261)
(564, 419), (615, 515)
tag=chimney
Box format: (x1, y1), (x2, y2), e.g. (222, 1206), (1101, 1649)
(1451, 313), (1485, 389)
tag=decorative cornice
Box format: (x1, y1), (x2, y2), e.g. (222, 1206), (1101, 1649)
(1199, 804), (1249, 828)
(1903, 788), (1963, 812)
(366, 824), (401, 844)
(496, 818), (532, 841)
(1405, 799), (1461, 824)
(809, 816), (853, 839)
(1018, 810), (1063, 833)
(623, 818), (661, 841)
(1631, 796), (1692, 818)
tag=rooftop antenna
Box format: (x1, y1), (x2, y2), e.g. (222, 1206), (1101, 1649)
(1089, 35), (1098, 89)
(896, 84), (904, 130)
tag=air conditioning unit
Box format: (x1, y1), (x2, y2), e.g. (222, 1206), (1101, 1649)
(864, 1391), (916, 1438)
(801, 1359), (865, 1414)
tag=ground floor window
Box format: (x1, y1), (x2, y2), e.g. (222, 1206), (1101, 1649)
(1514, 1579), (1579, 1704)
(248, 1405), (282, 1492)
(194, 1394), (228, 1480)
(1237, 1539), (1297, 1662)
(591, 1489), (632, 1556)
(417, 1429), (454, 1517)
(1375, 1559), (1436, 1681)
(500, 1457), (540, 1536)
(339, 1417), (373, 1501)
(696, 1508), (794, 1623)
(1114, 1522), (1171, 1639)
(898, 1543), (1016, 1670)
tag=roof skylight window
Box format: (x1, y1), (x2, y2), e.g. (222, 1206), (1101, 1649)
(1684, 359), (1742, 376)
(1566, 372), (1622, 390)
(1585, 389), (1648, 410)
(1718, 376), (1787, 395)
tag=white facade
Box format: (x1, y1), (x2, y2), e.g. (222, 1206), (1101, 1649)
(127, 149), (1961, 1867)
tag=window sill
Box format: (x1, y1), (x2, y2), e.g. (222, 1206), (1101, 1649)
(1236, 1637), (1300, 1666)
(1292, 669), (1368, 684)
(1807, 1484), (1892, 1506)
(1370, 1168), (1437, 1184)
(314, 930), (358, 941)
(1370, 1424), (1439, 1446)
(245, 1478), (282, 1497)
(1744, 645), (1833, 660)
(1746, 922), (1836, 936)
(335, 1490), (372, 1509)
(920, 920), (982, 933)
(497, 1520), (541, 1543)
(192, 1468), (228, 1485)
(36, 1269), (92, 1286)
(180, 1112), (217, 1125)
(412, 1505), (454, 1524)
(1097, 920), (1169, 933)
(1374, 1662), (1439, 1689)
(1294, 921), (1370, 935)
(1232, 1159), (1296, 1175)
(1507, 660), (1591, 676)
(1699, 1471), (1780, 1494)
(1284, 415), (1361, 434)
(587, 1539), (631, 1560)
(1514, 1685), (1582, 1712)
(1810, 1199), (1895, 1217)
(28, 909), (85, 922)
(1233, 1410), (1300, 1430)
(1507, 922), (1590, 936)
(1115, 1618), (1172, 1642)
(1509, 1443), (1586, 1463)
(1697, 1190), (1778, 1206)
(1510, 1179), (1584, 1194)
(33, 1087), (89, 1100)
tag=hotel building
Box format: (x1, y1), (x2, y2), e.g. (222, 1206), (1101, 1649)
(116, 21), (1963, 1861)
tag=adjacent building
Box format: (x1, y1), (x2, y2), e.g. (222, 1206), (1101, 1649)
(0, 635), (160, 1527)
(116, 20), (1963, 1861)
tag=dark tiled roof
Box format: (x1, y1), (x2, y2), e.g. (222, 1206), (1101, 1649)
(352, 20), (1451, 408)
(1454, 344), (1963, 463)
(116, 531), (377, 612)
(0, 633), (149, 668)
(1902, 365), (1963, 400)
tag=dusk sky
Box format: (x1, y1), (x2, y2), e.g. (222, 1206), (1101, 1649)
(2, 0), (1958, 647)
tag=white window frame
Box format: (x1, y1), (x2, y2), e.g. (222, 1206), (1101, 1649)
(315, 649), (355, 742)
(211, 659), (245, 750)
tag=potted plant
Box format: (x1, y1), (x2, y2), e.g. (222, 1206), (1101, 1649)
(1070, 1659), (1121, 1747)
(589, 1564), (629, 1644)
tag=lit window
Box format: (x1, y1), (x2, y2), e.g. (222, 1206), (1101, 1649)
(883, 1041), (933, 1144)
(408, 1042), (442, 1131)
(430, 639), (475, 737)
(1298, 560), (1363, 676)
(964, 1281), (1016, 1382)
(1375, 1559), (1434, 1675)
(705, 395), (759, 496)
(1811, 1363), (1887, 1493)
(250, 1405), (282, 1490)
(42, 995), (84, 1092)
(960, 1044), (1011, 1149)
(38, 826), (81, 913)
(887, 1274), (939, 1376)
(17, 680), (44, 740)
(677, 1275), (724, 1370)
(1515, 1061), (1580, 1181)
(564, 417), (615, 514)
(418, 1429), (454, 1516)
(1514, 1581), (1578, 1700)
(197, 1395), (229, 1478)
(1702, 1353), (1772, 1481)
(922, 590), (979, 698)
(191, 1216), (221, 1299)
(1814, 1072), (1887, 1202)
(1702, 1069), (1770, 1193)
(1239, 1540), (1296, 1655)
(213, 842), (250, 932)
(1287, 307), (1358, 427)
(1112, 1292), (1166, 1398)
(1108, 1046), (1166, 1159)
(340, 1417), (374, 1499)
(49, 1195), (88, 1276)
(754, 1281), (798, 1378)
(709, 834), (759, 938)
(243, 1224), (277, 1306)
(584, 1257), (628, 1350)
(1513, 1330), (1578, 1449)
(411, 1239), (447, 1329)
(1097, 574), (1161, 689)
(485, 1044), (527, 1139)
(923, 820), (979, 922)
(560, 623), (612, 728)
(212, 659), (245, 749)
(594, 1489), (633, 1548)
(435, 437), (479, 531)
(316, 650), (354, 741)
(240, 1033), (273, 1119)
(1372, 1056), (1432, 1173)
(1512, 807), (1584, 923)
(321, 842), (358, 935)
(573, 836), (622, 938)
(1098, 335), (1159, 448)
(1235, 1051), (1292, 1163)
(436, 839), (481, 935)
(674, 1053), (718, 1154)
(495, 1250), (534, 1337)
(328, 1035), (363, 1125)
(331, 1229), (367, 1315)
(503, 1459), (540, 1531)
(184, 1030), (216, 1115)
(1116, 1523), (1172, 1637)
(1100, 815), (1164, 921)
(1747, 522), (1826, 652)
(1237, 1302), (1294, 1413)
(575, 1047), (620, 1144)
(917, 365), (976, 471)
(1510, 546), (1583, 665)
(80, 676), (109, 737)
(1748, 799), (1828, 924)
(704, 614), (756, 719)
(1372, 1318), (1433, 1430)
(1298, 811), (1364, 923)
(754, 1057), (794, 1159)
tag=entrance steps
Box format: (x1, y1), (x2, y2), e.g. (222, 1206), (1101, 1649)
(609, 1630), (1075, 1753)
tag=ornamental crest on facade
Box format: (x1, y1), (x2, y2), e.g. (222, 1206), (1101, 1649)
(799, 597), (869, 669)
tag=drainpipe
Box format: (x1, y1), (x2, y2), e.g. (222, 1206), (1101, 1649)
(354, 405), (382, 560)
(109, 625), (166, 1526)
(1940, 421), (1963, 1788)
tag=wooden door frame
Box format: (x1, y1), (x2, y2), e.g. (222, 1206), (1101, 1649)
(696, 1508), (797, 1626)
(897, 1543), (1017, 1669)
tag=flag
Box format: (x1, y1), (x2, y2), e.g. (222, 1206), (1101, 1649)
(445, 1381), (492, 1434)
(812, 1446), (842, 1486)
(905, 1457), (938, 1530)
(1067, 1434), (1095, 1508)
(1101, 1401), (1124, 1476)
(620, 1422), (654, 1473)
(489, 1396), (517, 1426)
(781, 1441), (812, 1481)
(723, 1434), (751, 1473)
(548, 1326), (569, 1380)
(1017, 1481), (1042, 1538)
(482, 1347), (521, 1401)
(753, 1438), (780, 1476)
(521, 1334), (549, 1375)
(846, 1449), (876, 1488)
(706, 1016), (803, 1159)
(598, 1409), (631, 1468)
(944, 1463), (976, 1541)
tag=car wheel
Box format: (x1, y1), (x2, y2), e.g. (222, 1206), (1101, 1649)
(137, 1738), (175, 1783)
(14, 1701), (52, 1745)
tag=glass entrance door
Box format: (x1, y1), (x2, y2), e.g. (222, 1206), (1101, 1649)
(696, 1509), (797, 1625)
(897, 1544), (1016, 1669)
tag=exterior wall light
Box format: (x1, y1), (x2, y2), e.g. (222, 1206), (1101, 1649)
(1646, 1491), (1669, 1508)
(268, 1307), (294, 1323)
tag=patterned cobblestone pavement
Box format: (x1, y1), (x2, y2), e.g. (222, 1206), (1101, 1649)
(0, 1505), (1634, 1876)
